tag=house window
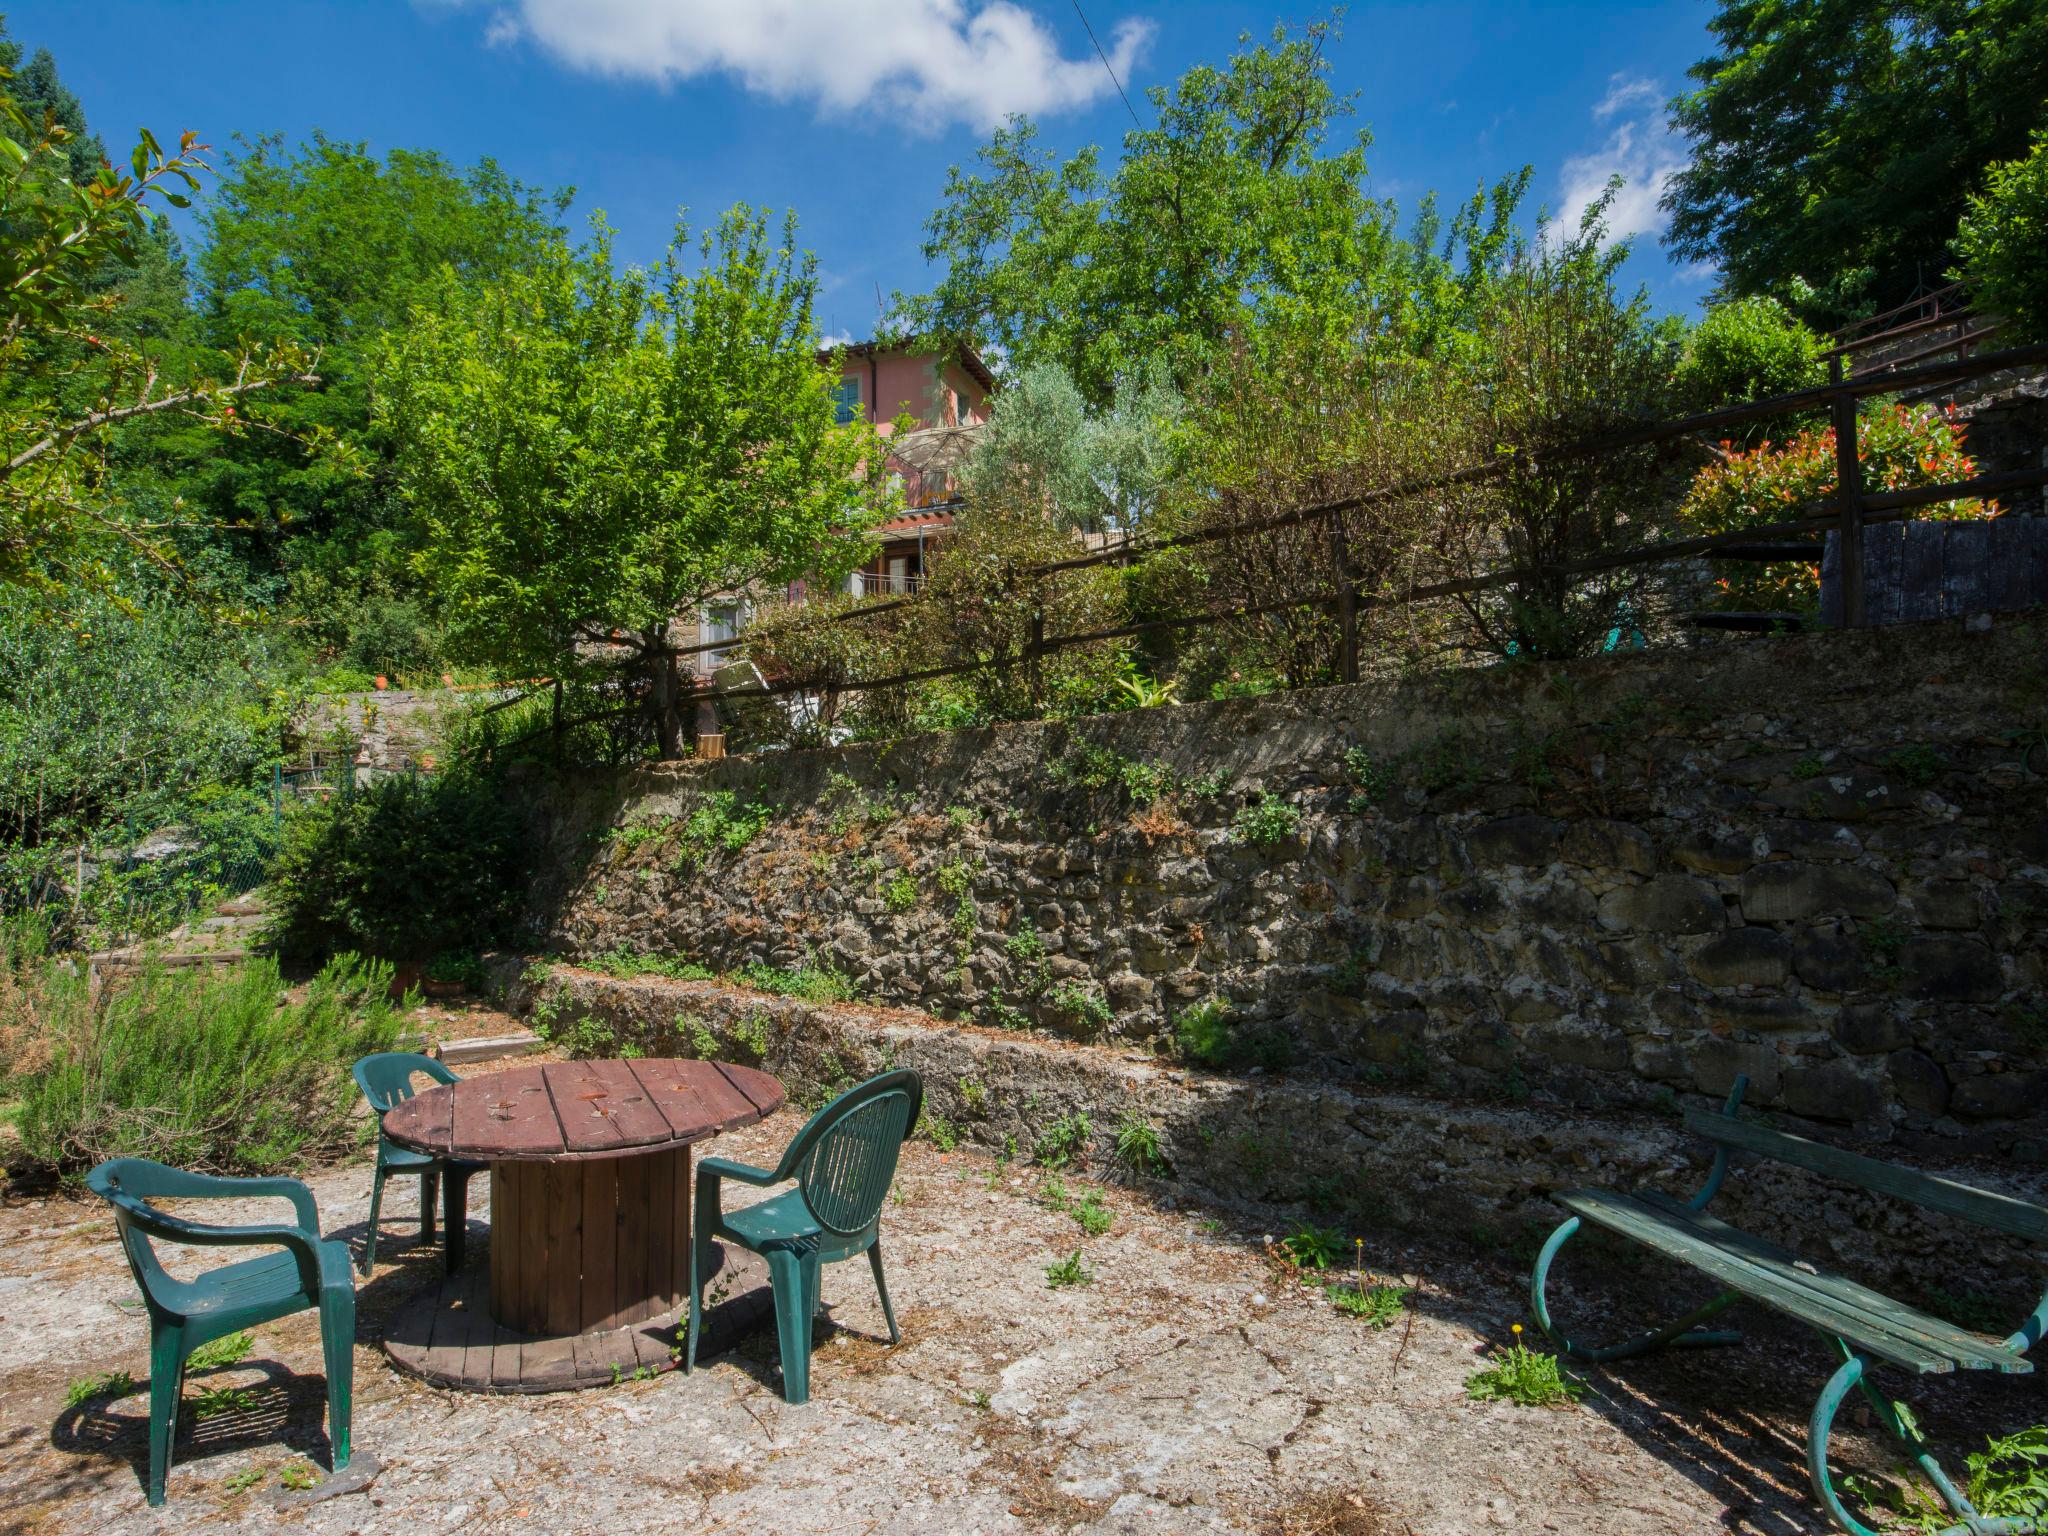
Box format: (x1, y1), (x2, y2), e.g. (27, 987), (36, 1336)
(830, 377), (860, 424)
(702, 604), (744, 670)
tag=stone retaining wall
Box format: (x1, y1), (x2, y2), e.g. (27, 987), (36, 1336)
(524, 614), (2048, 1178)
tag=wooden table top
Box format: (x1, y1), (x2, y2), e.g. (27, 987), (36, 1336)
(381, 1058), (785, 1163)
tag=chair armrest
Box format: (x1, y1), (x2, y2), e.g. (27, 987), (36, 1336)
(126, 1208), (328, 1294)
(699, 1155), (779, 1187)
(115, 1167), (322, 1234)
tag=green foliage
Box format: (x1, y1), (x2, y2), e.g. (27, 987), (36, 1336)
(1071, 1188), (1113, 1237)
(267, 765), (531, 959)
(8, 952), (406, 1175)
(1329, 1282), (1409, 1327)
(920, 1111), (958, 1153)
(1956, 132), (2048, 343)
(1664, 0), (2048, 324)
(1957, 1425), (2048, 1527)
(1044, 1250), (1092, 1289)
(1033, 1111), (1093, 1170)
(1279, 1224), (1344, 1271)
(1678, 403), (1993, 612)
(1113, 1112), (1167, 1177)
(585, 948), (714, 983)
(377, 206), (897, 755)
(1049, 744), (1176, 806)
(957, 1075), (987, 1116)
(1342, 747), (1389, 810)
(187, 1330), (253, 1371)
(1464, 1332), (1584, 1407)
(1232, 797), (1300, 846)
(1172, 1000), (1231, 1066)
(1885, 744), (1947, 787)
(1671, 296), (1827, 426)
(731, 960), (859, 1005)
(677, 792), (773, 866)
(65, 1370), (135, 1408)
(1005, 929), (1045, 962)
(1043, 981), (1111, 1034)
(882, 871), (919, 912)
(936, 861), (977, 937)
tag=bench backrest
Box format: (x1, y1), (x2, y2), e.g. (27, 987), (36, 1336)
(1685, 1108), (2048, 1243)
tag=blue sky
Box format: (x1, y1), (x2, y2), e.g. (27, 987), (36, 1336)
(13, 0), (1718, 339)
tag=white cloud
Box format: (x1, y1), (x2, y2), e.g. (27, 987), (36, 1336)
(1592, 73), (1660, 120)
(1559, 79), (1685, 243)
(444, 1), (1153, 132)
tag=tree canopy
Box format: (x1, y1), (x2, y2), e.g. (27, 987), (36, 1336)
(376, 208), (898, 755)
(1662, 0), (2048, 324)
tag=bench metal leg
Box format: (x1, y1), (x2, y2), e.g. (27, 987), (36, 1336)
(1529, 1215), (1744, 1363)
(1807, 1343), (2039, 1536)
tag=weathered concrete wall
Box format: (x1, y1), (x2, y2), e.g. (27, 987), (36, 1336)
(525, 614), (2048, 1183)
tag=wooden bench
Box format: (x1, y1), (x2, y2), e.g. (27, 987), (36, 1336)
(1530, 1077), (2048, 1536)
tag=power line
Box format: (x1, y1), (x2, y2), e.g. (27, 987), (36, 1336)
(1070, 0), (1141, 130)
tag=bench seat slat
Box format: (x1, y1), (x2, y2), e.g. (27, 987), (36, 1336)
(1557, 1189), (2031, 1375)
(1682, 1111), (2048, 1243)
(1633, 1192), (2026, 1373)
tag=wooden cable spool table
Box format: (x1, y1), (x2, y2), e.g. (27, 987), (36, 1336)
(377, 1057), (784, 1393)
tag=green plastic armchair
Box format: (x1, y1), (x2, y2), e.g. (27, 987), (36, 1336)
(85, 1158), (356, 1508)
(686, 1069), (923, 1404)
(352, 1052), (483, 1274)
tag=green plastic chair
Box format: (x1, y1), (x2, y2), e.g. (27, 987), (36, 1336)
(686, 1069), (923, 1404)
(352, 1052), (483, 1274)
(85, 1158), (356, 1508)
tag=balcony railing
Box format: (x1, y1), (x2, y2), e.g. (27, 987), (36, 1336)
(848, 571), (927, 598)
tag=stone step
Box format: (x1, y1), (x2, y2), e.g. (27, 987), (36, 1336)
(437, 1032), (546, 1066)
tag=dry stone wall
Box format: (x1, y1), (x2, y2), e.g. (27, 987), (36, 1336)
(528, 614), (2048, 1181)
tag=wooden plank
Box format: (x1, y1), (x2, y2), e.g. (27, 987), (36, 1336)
(717, 1062), (786, 1121)
(672, 1143), (693, 1309)
(1866, 521), (1906, 627)
(648, 1147), (680, 1318)
(516, 1157), (548, 1332)
(615, 1151), (652, 1326)
(1899, 518), (1947, 623)
(452, 1066), (562, 1159)
(685, 1060), (762, 1130)
(628, 1057), (722, 1140)
(1637, 1192), (2027, 1372)
(1943, 519), (1991, 616)
(1988, 515), (2031, 614)
(542, 1160), (583, 1337)
(1559, 1189), (1956, 1374)
(556, 1059), (673, 1152)
(1685, 1110), (2048, 1242)
(580, 1157), (620, 1334)
(489, 1163), (517, 1325)
(522, 1333), (578, 1390)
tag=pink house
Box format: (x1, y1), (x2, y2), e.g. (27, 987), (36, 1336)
(824, 339), (995, 597)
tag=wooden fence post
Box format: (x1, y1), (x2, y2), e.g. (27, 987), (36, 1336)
(1328, 507), (1360, 684)
(1829, 354), (1866, 628)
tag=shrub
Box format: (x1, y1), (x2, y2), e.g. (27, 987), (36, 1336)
(1173, 999), (1293, 1072)
(731, 960), (859, 1004)
(8, 953), (406, 1176)
(1033, 1111), (1093, 1169)
(1955, 131), (2048, 345)
(268, 766), (532, 959)
(1232, 797), (1299, 846)
(1677, 402), (1996, 613)
(1044, 980), (1111, 1034)
(1671, 295), (1827, 426)
(1113, 1112), (1167, 1177)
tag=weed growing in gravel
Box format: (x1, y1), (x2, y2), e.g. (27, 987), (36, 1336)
(279, 1463), (321, 1492)
(192, 1384), (258, 1420)
(1113, 1112), (1167, 1177)
(221, 1468), (264, 1493)
(1044, 1250), (1092, 1288)
(921, 1112), (959, 1152)
(1279, 1225), (1345, 1270)
(189, 1331), (253, 1371)
(65, 1370), (134, 1408)
(966, 1389), (992, 1411)
(1072, 1188), (1113, 1237)
(1033, 1111), (1092, 1169)
(1329, 1282), (1409, 1328)
(1464, 1326), (1583, 1407)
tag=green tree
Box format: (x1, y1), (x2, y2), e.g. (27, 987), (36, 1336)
(163, 134), (572, 625)
(903, 20), (1411, 408)
(1663, 0), (2048, 324)
(376, 208), (898, 757)
(1953, 130), (2048, 343)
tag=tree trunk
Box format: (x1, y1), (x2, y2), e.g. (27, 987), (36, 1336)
(645, 629), (685, 760)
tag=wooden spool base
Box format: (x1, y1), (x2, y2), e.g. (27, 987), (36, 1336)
(383, 1235), (772, 1394)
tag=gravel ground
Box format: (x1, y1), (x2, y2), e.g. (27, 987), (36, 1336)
(2, 1110), (2035, 1536)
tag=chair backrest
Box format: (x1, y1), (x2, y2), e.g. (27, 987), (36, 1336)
(353, 1051), (458, 1115)
(781, 1071), (923, 1238)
